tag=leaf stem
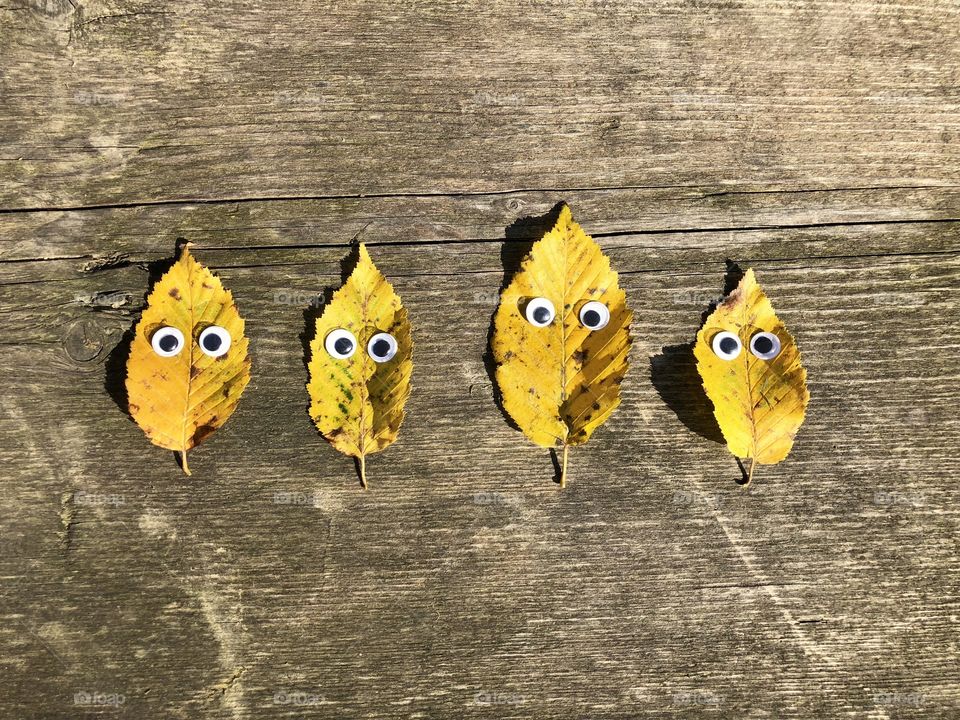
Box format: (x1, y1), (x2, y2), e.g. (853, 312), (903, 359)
(358, 454), (367, 490)
(180, 450), (191, 476)
(746, 457), (756, 485)
(560, 444), (569, 488)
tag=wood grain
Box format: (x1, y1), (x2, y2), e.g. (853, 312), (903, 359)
(1, 0), (959, 718)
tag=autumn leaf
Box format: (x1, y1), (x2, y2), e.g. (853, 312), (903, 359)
(491, 205), (633, 486)
(306, 244), (413, 488)
(126, 246), (251, 475)
(694, 269), (809, 483)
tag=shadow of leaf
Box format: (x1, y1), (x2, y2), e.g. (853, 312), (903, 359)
(649, 343), (724, 444)
(649, 259), (747, 447)
(103, 239), (186, 420)
(103, 239), (191, 472)
(482, 201), (568, 433)
(300, 243), (359, 376)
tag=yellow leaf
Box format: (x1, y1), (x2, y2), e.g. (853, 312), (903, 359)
(307, 244), (413, 488)
(694, 269), (809, 480)
(492, 205), (633, 486)
(126, 246), (251, 475)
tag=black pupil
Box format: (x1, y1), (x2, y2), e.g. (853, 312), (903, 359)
(203, 333), (222, 351)
(335, 338), (353, 355)
(533, 306), (551, 324)
(159, 334), (179, 352)
(719, 337), (739, 354)
(754, 335), (774, 354)
(372, 338), (391, 357)
(583, 309), (601, 327)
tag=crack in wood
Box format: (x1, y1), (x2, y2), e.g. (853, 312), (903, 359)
(3, 183), (957, 216)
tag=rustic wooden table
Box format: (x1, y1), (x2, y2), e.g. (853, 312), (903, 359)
(2, 1), (958, 718)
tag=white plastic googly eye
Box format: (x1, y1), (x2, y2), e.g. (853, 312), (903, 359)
(750, 331), (781, 360)
(367, 332), (398, 363)
(198, 325), (231, 358)
(324, 328), (357, 359)
(579, 301), (610, 330)
(151, 326), (184, 357)
(524, 297), (556, 327)
(712, 331), (742, 360)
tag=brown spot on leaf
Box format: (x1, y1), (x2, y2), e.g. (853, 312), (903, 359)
(168, 287), (181, 300)
(192, 424), (217, 445)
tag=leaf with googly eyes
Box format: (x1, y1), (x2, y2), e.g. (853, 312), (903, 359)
(694, 269), (809, 482)
(491, 204), (633, 487)
(125, 245), (251, 475)
(306, 243), (413, 489)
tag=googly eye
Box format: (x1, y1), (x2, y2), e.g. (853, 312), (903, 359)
(324, 328), (357, 359)
(198, 325), (231, 358)
(579, 301), (610, 331)
(367, 332), (398, 363)
(524, 297), (555, 327)
(151, 326), (184, 357)
(712, 331), (742, 360)
(750, 331), (782, 360)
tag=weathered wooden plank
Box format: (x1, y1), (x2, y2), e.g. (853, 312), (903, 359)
(1, 223), (958, 717)
(2, 0), (960, 208)
(2, 186), (960, 269)
(3, 0), (960, 717)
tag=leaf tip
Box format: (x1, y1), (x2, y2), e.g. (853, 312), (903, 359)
(175, 238), (195, 259)
(739, 267), (759, 293)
